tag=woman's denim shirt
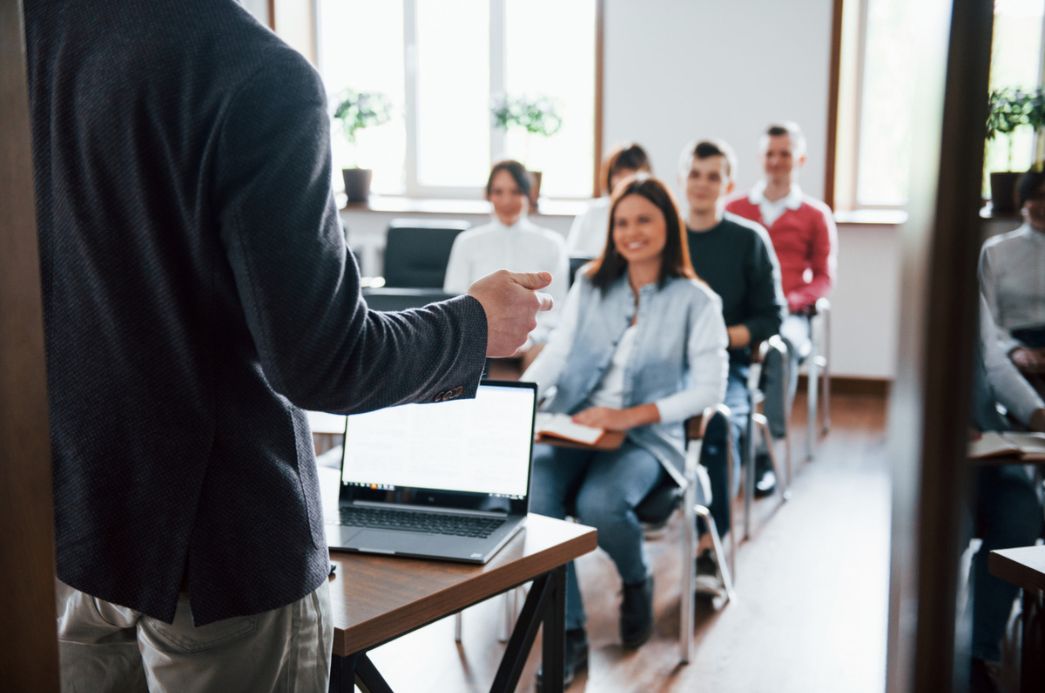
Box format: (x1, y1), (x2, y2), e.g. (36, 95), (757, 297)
(533, 270), (728, 486)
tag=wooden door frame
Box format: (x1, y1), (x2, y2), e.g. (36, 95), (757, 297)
(0, 0), (60, 689)
(884, 0), (994, 690)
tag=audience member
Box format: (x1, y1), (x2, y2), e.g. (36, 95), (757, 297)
(727, 122), (837, 491)
(444, 160), (568, 366)
(681, 139), (786, 575)
(524, 175), (727, 686)
(979, 167), (1045, 394)
(966, 295), (1045, 693)
(566, 143), (652, 258)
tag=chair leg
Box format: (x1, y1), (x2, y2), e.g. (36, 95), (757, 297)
(498, 590), (516, 642)
(454, 611), (463, 643)
(694, 505), (735, 603)
(822, 308), (832, 435)
(755, 414), (790, 502)
(680, 475), (697, 664)
(806, 328), (819, 462)
(743, 405), (755, 543)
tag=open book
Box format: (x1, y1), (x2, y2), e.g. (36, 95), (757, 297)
(535, 412), (605, 446)
(969, 431), (1045, 462)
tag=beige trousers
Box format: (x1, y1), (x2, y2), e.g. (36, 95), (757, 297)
(55, 579), (333, 693)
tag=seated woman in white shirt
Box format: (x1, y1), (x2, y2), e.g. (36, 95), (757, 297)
(565, 142), (652, 259)
(443, 160), (568, 363)
(524, 174), (727, 686)
(979, 168), (1045, 389)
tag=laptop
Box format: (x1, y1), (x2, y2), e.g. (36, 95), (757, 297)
(327, 380), (537, 564)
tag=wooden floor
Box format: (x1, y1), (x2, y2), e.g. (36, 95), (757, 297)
(361, 393), (890, 692)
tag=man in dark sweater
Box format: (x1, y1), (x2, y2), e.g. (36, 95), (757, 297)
(681, 140), (786, 558)
(25, 1), (550, 689)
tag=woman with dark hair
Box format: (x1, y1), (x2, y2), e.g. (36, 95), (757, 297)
(565, 143), (652, 258)
(980, 166), (1045, 382)
(523, 174), (727, 685)
(444, 160), (568, 351)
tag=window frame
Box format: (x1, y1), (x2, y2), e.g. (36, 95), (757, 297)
(832, 0), (1045, 213)
(313, 0), (604, 201)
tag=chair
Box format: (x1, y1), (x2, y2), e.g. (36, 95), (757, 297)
(801, 298), (832, 461)
(361, 287), (456, 312)
(568, 256), (593, 287)
(382, 219), (469, 288)
(742, 336), (792, 541)
(454, 406), (737, 665)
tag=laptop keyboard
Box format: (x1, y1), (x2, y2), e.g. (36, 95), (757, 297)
(340, 507), (505, 538)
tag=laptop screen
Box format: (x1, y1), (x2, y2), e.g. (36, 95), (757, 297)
(340, 381), (536, 510)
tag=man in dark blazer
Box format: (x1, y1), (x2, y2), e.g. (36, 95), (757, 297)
(25, 1), (550, 689)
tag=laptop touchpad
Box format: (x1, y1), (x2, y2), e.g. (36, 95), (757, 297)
(352, 529), (447, 554)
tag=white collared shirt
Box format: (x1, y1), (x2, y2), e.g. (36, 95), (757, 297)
(443, 216), (569, 342)
(979, 223), (1045, 352)
(565, 197), (611, 258)
(749, 180), (803, 228)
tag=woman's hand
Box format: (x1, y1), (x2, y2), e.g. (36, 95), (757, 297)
(571, 403), (661, 431)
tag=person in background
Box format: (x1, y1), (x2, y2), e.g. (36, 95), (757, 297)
(524, 175), (728, 686)
(966, 295), (1045, 693)
(979, 167), (1045, 394)
(681, 139), (786, 580)
(726, 121), (837, 495)
(444, 160), (568, 369)
(565, 143), (653, 259)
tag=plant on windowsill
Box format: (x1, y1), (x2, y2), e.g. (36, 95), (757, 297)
(333, 89), (392, 204)
(986, 86), (1034, 214)
(490, 94), (563, 208)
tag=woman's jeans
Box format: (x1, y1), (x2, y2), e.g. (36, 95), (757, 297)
(530, 440), (664, 631)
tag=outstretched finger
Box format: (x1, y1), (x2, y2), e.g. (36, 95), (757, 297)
(510, 271), (553, 291)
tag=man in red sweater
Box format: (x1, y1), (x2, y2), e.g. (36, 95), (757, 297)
(727, 122), (837, 490)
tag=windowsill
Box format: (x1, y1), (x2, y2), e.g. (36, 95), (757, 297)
(833, 209), (908, 226)
(338, 195), (911, 226)
(337, 194), (589, 218)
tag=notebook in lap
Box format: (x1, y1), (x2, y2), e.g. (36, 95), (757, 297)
(327, 380), (536, 564)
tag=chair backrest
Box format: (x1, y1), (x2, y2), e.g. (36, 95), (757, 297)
(362, 287), (457, 312)
(568, 256), (593, 287)
(383, 219), (470, 288)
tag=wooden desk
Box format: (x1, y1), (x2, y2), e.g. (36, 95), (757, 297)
(328, 514), (596, 692)
(989, 546), (1045, 693)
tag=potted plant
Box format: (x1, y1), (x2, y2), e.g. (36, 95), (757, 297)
(333, 89), (392, 203)
(1027, 86), (1045, 173)
(490, 94), (563, 207)
(986, 86), (1033, 213)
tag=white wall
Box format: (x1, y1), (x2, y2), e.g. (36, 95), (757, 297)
(603, 0), (833, 200)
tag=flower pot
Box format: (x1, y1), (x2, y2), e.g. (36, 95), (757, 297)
(527, 170), (542, 210)
(990, 171), (1021, 214)
(342, 168), (373, 204)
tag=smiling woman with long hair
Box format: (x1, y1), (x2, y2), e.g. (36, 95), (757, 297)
(523, 174), (727, 686)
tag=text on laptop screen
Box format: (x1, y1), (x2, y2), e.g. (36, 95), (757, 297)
(342, 384), (535, 499)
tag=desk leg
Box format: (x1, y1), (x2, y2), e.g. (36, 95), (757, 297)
(490, 569), (563, 693)
(329, 652), (393, 693)
(1021, 589), (1043, 693)
(541, 566), (566, 693)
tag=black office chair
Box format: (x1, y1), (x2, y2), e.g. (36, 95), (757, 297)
(568, 256), (593, 287)
(382, 219), (469, 288)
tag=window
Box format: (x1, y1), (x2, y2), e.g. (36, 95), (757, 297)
(983, 0), (1044, 195)
(835, 0), (1044, 209)
(316, 0), (598, 199)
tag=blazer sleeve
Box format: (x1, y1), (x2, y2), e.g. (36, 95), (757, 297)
(213, 52), (487, 413)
